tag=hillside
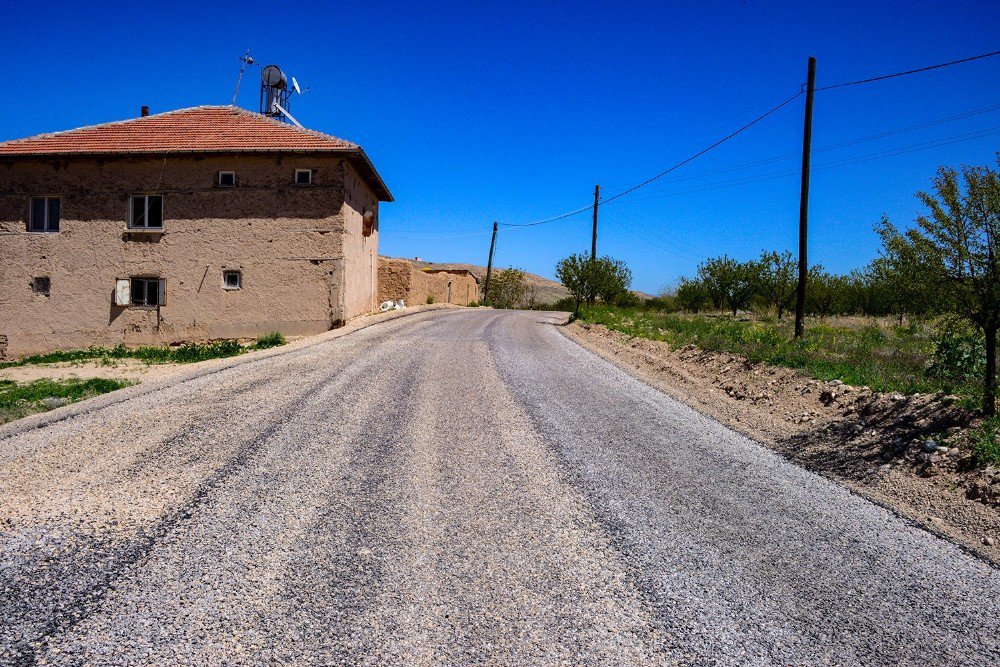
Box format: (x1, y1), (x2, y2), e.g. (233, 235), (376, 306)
(386, 257), (570, 305)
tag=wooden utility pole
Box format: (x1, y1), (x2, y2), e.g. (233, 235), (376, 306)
(591, 184), (600, 259)
(794, 56), (816, 339)
(483, 221), (498, 305)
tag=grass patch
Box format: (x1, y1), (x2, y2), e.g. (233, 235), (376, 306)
(579, 305), (978, 403)
(971, 417), (1000, 467)
(0, 335), (288, 370)
(0, 377), (132, 425)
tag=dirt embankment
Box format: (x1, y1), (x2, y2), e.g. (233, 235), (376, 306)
(563, 320), (1000, 564)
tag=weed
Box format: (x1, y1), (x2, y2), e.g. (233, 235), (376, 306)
(0, 378), (132, 425)
(971, 417), (1000, 467)
(254, 332), (287, 349)
(427, 295), (437, 304)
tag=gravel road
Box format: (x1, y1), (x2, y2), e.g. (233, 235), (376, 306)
(2, 308), (999, 665)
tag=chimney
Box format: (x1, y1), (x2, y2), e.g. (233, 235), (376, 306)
(141, 105), (149, 117)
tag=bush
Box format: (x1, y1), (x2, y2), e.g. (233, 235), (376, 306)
(427, 294), (436, 304)
(255, 332), (287, 349)
(927, 323), (985, 384)
(972, 417), (1000, 467)
(467, 300), (479, 307)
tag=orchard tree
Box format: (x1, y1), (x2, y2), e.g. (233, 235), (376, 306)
(556, 254), (633, 315)
(485, 267), (527, 309)
(697, 256), (760, 316)
(880, 160), (1000, 416)
(758, 250), (796, 320)
(556, 254), (592, 316)
(675, 277), (710, 312)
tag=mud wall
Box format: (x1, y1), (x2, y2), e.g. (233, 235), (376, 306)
(0, 154), (380, 358)
(377, 258), (478, 306)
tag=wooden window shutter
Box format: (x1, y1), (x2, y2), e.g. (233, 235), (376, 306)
(158, 279), (167, 306)
(114, 279), (131, 306)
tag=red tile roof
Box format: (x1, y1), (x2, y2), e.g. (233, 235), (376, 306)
(0, 105), (392, 200)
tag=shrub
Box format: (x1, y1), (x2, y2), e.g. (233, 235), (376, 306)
(927, 323), (985, 384)
(427, 294), (436, 304)
(255, 332), (287, 349)
(971, 417), (1000, 467)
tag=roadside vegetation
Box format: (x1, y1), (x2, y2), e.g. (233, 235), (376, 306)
(0, 332), (287, 370)
(0, 378), (133, 425)
(556, 159), (1000, 464)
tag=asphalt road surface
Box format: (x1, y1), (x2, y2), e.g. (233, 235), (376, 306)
(2, 309), (999, 666)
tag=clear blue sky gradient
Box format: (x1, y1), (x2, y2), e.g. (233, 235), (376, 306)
(2, 1), (998, 293)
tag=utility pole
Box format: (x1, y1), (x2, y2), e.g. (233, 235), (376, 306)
(794, 56), (816, 339)
(591, 184), (600, 259)
(483, 221), (498, 306)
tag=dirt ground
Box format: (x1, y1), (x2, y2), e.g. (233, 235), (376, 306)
(563, 320), (1000, 564)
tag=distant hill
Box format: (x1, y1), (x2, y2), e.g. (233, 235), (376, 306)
(386, 257), (570, 305)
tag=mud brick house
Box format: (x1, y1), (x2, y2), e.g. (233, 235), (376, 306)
(0, 105), (392, 359)
(378, 258), (480, 306)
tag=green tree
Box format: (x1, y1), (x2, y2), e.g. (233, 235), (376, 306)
(485, 267), (527, 309)
(556, 254), (633, 315)
(757, 250), (796, 320)
(674, 278), (710, 312)
(880, 161), (1000, 416)
(697, 256), (760, 316)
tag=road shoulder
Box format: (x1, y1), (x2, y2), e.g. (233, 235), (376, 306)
(559, 319), (1000, 565)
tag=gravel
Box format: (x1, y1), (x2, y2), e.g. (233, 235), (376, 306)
(2, 308), (999, 665)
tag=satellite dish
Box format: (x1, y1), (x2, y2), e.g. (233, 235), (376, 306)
(261, 65), (286, 89)
(291, 76), (301, 95)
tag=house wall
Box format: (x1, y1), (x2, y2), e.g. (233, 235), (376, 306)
(0, 154), (379, 359)
(341, 161), (379, 320)
(377, 258), (479, 306)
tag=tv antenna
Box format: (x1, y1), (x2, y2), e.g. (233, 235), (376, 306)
(260, 64), (307, 127)
(231, 50), (255, 106)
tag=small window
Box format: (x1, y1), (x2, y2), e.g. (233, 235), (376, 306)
(32, 276), (51, 295)
(129, 195), (164, 229)
(218, 171), (236, 187)
(294, 169), (313, 185)
(222, 270), (242, 290)
(129, 277), (164, 306)
(29, 197), (60, 232)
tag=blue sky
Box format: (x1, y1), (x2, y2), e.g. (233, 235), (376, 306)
(2, 1), (998, 293)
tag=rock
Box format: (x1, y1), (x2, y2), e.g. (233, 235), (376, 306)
(922, 439), (938, 453)
(819, 389), (837, 406)
(889, 393), (905, 402)
(984, 537), (996, 547)
(40, 397), (70, 408)
(829, 380), (843, 387)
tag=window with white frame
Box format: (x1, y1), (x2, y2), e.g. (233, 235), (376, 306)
(218, 171), (236, 187)
(294, 169), (313, 185)
(129, 194), (164, 229)
(222, 270), (242, 290)
(29, 197), (60, 232)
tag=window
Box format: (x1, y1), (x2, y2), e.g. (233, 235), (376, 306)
(294, 169), (313, 185)
(129, 195), (163, 229)
(218, 171), (236, 187)
(29, 197), (60, 232)
(222, 270), (242, 290)
(127, 277), (164, 306)
(32, 276), (51, 295)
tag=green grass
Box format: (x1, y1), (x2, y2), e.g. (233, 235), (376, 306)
(0, 377), (132, 425)
(971, 417), (1000, 467)
(579, 305), (979, 403)
(0, 334), (288, 370)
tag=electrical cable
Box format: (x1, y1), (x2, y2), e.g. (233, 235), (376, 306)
(813, 49), (1000, 91)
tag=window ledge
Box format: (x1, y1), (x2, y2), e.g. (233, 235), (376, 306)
(124, 228), (165, 234)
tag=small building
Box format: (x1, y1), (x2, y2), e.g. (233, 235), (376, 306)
(377, 258), (480, 306)
(0, 105), (392, 359)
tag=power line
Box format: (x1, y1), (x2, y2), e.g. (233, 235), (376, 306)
(499, 90), (804, 228)
(814, 49), (1000, 92)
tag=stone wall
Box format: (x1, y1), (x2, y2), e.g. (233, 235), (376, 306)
(0, 154), (381, 358)
(377, 258), (479, 306)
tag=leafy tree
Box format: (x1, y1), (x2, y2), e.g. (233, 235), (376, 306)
(556, 254), (633, 315)
(880, 161), (1000, 416)
(485, 267), (527, 309)
(556, 254), (592, 316)
(757, 250), (796, 320)
(697, 256), (760, 316)
(874, 215), (939, 325)
(674, 278), (710, 312)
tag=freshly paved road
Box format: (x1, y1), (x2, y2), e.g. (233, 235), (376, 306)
(2, 309), (999, 666)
